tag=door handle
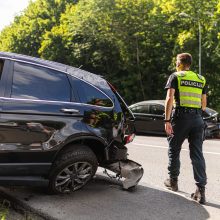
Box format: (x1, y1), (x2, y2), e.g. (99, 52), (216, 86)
(60, 108), (80, 114)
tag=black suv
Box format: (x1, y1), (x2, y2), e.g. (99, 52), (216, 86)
(0, 52), (141, 194)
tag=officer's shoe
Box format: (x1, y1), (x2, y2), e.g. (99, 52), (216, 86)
(191, 186), (206, 204)
(164, 178), (178, 192)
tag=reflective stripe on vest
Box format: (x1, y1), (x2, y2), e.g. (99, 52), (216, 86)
(179, 92), (202, 98)
(175, 71), (206, 108)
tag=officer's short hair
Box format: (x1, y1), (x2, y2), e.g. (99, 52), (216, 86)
(177, 53), (192, 66)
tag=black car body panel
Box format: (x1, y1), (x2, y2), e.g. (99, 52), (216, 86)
(129, 100), (165, 135)
(0, 51), (139, 188)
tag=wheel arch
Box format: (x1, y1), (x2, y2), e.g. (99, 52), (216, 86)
(53, 136), (108, 164)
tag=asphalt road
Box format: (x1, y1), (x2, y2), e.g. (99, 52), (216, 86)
(1, 135), (220, 220)
(127, 135), (220, 203)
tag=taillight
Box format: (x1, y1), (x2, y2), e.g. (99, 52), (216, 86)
(124, 133), (135, 144)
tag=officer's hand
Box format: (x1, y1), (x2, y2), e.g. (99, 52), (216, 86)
(165, 122), (173, 136)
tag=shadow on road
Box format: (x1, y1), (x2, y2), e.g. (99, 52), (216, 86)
(0, 175), (211, 220)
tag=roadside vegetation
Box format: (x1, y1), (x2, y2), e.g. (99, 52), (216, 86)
(0, 0), (219, 111)
(0, 198), (43, 220)
(0, 200), (10, 220)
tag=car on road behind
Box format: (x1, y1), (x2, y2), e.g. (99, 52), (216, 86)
(129, 100), (220, 138)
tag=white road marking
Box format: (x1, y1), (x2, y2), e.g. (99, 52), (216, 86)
(133, 143), (220, 156)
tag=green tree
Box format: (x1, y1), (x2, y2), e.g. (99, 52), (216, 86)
(0, 0), (219, 110)
(39, 0), (177, 104)
(0, 0), (74, 56)
(164, 0), (220, 110)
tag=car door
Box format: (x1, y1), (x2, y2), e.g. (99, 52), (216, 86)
(131, 104), (154, 133)
(149, 104), (165, 134)
(0, 60), (83, 175)
(69, 76), (115, 143)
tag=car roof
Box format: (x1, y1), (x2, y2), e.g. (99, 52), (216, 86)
(129, 100), (165, 107)
(0, 51), (109, 91)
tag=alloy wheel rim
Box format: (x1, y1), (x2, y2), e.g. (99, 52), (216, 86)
(55, 161), (93, 193)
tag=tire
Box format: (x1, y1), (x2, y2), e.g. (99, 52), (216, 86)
(48, 145), (98, 194)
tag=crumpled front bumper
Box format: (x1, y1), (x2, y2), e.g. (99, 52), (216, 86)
(104, 159), (144, 189)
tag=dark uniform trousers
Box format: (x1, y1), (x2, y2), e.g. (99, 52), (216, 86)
(167, 109), (207, 187)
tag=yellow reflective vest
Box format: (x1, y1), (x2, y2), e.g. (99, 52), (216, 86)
(174, 71), (206, 108)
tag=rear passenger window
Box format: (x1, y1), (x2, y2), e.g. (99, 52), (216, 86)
(76, 79), (113, 107)
(11, 62), (71, 102)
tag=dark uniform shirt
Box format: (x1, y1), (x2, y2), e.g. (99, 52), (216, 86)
(165, 72), (208, 107)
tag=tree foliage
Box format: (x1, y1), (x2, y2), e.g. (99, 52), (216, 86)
(0, 0), (219, 110)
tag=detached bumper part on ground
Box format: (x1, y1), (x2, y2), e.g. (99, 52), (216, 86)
(104, 159), (144, 189)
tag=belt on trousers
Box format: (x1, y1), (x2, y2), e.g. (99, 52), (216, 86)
(174, 107), (202, 114)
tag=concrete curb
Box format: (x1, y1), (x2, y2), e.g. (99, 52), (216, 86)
(0, 187), (56, 220)
(0, 174), (123, 220)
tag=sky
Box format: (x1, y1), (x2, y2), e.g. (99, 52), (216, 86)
(0, 0), (32, 31)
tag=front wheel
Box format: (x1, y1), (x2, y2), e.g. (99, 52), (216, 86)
(48, 145), (98, 194)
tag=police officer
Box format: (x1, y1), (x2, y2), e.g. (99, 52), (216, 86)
(164, 53), (207, 204)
